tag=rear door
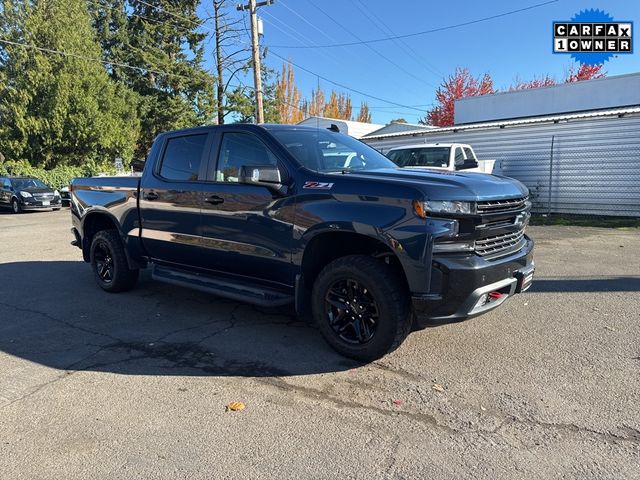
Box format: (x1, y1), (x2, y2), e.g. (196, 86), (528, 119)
(138, 130), (214, 268)
(197, 128), (296, 287)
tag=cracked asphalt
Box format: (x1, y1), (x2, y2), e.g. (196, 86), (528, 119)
(0, 209), (639, 479)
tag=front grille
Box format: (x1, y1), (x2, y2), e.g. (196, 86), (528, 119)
(33, 193), (54, 200)
(477, 196), (528, 214)
(475, 227), (526, 257)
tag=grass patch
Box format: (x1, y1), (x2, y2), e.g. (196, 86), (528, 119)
(530, 214), (640, 229)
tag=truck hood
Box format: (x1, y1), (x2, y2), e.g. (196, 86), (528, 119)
(342, 168), (528, 201)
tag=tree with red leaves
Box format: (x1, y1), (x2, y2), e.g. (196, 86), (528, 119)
(509, 75), (556, 91)
(511, 64), (606, 90)
(421, 67), (494, 126)
(564, 64), (607, 83)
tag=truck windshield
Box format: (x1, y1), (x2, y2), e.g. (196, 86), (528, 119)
(271, 129), (397, 173)
(387, 147), (451, 168)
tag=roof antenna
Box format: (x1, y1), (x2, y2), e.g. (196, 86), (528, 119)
(328, 123), (340, 133)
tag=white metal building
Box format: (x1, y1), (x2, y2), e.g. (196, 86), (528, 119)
(363, 74), (640, 217)
(297, 116), (383, 139)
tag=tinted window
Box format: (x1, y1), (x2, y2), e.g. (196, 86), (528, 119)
(216, 132), (278, 182)
(271, 129), (396, 172)
(159, 134), (207, 181)
(388, 147), (450, 168)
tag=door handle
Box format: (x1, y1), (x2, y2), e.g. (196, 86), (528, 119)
(205, 195), (224, 205)
(145, 191), (159, 201)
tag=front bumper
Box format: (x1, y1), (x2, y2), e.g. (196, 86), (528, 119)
(412, 236), (534, 324)
(21, 201), (62, 210)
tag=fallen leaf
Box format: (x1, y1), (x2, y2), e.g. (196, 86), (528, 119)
(392, 399), (403, 406)
(432, 384), (445, 393)
(604, 326), (616, 332)
(226, 401), (246, 412)
(480, 406), (486, 411)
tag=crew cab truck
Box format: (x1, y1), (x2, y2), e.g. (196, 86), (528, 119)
(386, 143), (498, 174)
(70, 124), (534, 361)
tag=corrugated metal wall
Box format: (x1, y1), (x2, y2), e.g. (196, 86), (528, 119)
(363, 114), (640, 217)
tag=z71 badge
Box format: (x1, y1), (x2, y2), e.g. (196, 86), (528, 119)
(303, 181), (334, 189)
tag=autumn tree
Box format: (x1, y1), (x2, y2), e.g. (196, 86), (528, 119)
(421, 67), (494, 127)
(305, 87), (325, 117)
(564, 64), (606, 82)
(323, 91), (352, 120)
(356, 102), (372, 123)
(275, 60), (303, 124)
(510, 64), (606, 90)
(509, 74), (556, 91)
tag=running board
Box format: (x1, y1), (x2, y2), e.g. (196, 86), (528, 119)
(152, 265), (294, 307)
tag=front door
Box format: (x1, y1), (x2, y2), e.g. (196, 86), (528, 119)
(198, 129), (296, 287)
(138, 130), (214, 268)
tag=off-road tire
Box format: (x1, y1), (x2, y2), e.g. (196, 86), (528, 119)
(90, 229), (139, 293)
(311, 255), (411, 361)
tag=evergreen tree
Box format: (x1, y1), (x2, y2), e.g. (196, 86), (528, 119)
(0, 0), (139, 167)
(105, 0), (215, 155)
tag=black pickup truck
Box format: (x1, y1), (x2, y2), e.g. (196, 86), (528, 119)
(70, 124), (534, 360)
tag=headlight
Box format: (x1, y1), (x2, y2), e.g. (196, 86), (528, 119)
(433, 241), (475, 253)
(422, 200), (475, 214)
(54, 190), (60, 197)
(19, 191), (32, 198)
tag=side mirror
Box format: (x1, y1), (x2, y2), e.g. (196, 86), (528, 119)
(131, 159), (145, 173)
(238, 165), (282, 189)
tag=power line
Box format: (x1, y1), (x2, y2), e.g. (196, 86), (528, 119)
(305, 1), (438, 90)
(270, 0), (559, 49)
(266, 49), (426, 112)
(134, 0), (203, 28)
(0, 38), (198, 81)
(0, 35), (427, 118)
(352, 0), (444, 79)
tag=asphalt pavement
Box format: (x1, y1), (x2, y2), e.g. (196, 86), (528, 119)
(0, 209), (638, 479)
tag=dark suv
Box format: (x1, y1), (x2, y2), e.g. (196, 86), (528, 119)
(0, 176), (62, 213)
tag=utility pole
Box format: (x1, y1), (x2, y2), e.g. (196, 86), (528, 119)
(237, 0), (273, 124)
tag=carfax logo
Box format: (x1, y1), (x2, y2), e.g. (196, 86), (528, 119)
(553, 9), (633, 65)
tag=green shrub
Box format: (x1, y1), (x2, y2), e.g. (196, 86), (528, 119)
(0, 160), (116, 189)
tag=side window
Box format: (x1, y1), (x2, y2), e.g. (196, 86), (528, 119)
(159, 134), (208, 181)
(216, 132), (278, 183)
(2, 178), (11, 189)
(463, 147), (476, 160)
(454, 147), (465, 167)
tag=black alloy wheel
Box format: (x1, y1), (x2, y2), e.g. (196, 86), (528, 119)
(312, 255), (412, 361)
(93, 240), (115, 284)
(89, 229), (139, 293)
(11, 198), (21, 214)
(325, 278), (379, 344)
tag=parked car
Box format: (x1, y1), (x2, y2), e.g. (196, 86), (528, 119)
(70, 124), (534, 361)
(60, 185), (71, 207)
(0, 176), (62, 213)
(386, 143), (499, 174)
